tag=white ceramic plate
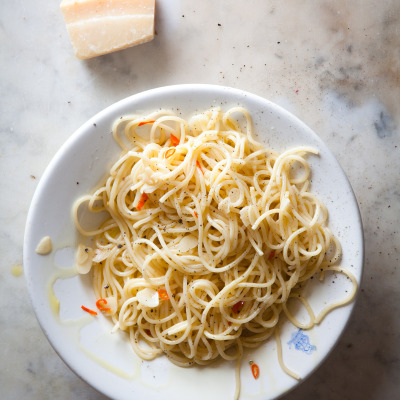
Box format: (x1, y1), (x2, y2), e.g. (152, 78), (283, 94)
(24, 84), (363, 400)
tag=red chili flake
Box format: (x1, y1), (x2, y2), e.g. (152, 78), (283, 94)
(165, 148), (176, 159)
(145, 329), (152, 336)
(228, 321), (232, 326)
(268, 251), (275, 259)
(81, 305), (97, 316)
(194, 211), (198, 218)
(232, 301), (244, 314)
(249, 361), (260, 379)
(96, 298), (111, 312)
(137, 193), (149, 211)
(138, 120), (155, 126)
(196, 161), (204, 174)
(158, 289), (169, 300)
(170, 134), (180, 146)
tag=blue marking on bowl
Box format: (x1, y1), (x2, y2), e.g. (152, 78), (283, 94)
(287, 329), (316, 354)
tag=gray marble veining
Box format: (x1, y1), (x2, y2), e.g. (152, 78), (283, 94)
(1, 1), (399, 399)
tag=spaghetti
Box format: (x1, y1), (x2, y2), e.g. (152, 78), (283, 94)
(73, 107), (356, 397)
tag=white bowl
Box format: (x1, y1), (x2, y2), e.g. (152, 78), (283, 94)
(24, 84), (363, 400)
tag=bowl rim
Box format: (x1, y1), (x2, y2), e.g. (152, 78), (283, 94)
(23, 83), (364, 400)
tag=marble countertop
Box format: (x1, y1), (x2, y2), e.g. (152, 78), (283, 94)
(1, 0), (399, 399)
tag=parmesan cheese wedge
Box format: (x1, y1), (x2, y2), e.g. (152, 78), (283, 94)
(60, 0), (155, 59)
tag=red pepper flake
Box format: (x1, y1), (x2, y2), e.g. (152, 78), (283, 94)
(194, 211), (198, 218)
(165, 148), (176, 159)
(158, 288), (169, 300)
(228, 321), (232, 326)
(196, 161), (204, 174)
(249, 361), (260, 379)
(81, 305), (97, 316)
(268, 251), (275, 259)
(145, 329), (152, 336)
(137, 193), (149, 211)
(96, 298), (111, 312)
(138, 120), (155, 126)
(232, 301), (244, 314)
(170, 134), (180, 147)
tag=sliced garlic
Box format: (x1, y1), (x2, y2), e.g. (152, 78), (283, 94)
(104, 296), (118, 314)
(136, 288), (159, 308)
(75, 244), (93, 274)
(35, 236), (52, 255)
(240, 205), (260, 228)
(172, 234), (198, 253)
(240, 206), (251, 227)
(93, 248), (111, 263)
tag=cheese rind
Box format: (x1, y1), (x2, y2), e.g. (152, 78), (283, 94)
(60, 0), (155, 59)
(61, 0), (154, 23)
